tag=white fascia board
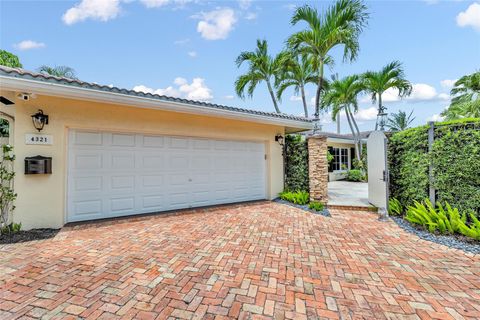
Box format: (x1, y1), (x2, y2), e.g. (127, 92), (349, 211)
(327, 137), (356, 144)
(0, 76), (313, 131)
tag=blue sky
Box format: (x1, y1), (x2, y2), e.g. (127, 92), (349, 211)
(1, 0), (479, 132)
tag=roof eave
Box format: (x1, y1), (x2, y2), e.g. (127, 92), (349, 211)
(0, 75), (313, 131)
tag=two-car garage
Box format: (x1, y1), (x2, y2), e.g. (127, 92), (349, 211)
(67, 130), (267, 222)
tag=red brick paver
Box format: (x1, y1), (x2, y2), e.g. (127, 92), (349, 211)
(1, 202), (479, 319)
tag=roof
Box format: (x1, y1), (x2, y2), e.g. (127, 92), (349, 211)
(305, 130), (373, 144)
(0, 66), (313, 131)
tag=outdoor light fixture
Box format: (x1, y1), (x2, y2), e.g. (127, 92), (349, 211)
(375, 106), (388, 131)
(31, 109), (49, 132)
(275, 134), (284, 147)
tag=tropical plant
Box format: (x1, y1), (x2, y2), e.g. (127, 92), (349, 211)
(38, 65), (78, 79)
(308, 201), (324, 211)
(235, 39), (289, 113)
(405, 199), (480, 240)
(441, 72), (480, 120)
(0, 119), (9, 137)
(276, 53), (320, 117)
(279, 190), (310, 205)
(0, 145), (16, 233)
(0, 50), (22, 68)
(362, 61), (412, 130)
(346, 169), (364, 182)
(388, 198), (403, 216)
(284, 134), (309, 192)
(386, 110), (415, 131)
(287, 0), (369, 119)
(322, 74), (364, 160)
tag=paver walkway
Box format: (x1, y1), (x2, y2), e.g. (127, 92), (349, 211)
(1, 202), (479, 319)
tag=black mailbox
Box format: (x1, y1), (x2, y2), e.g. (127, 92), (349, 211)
(25, 156), (52, 174)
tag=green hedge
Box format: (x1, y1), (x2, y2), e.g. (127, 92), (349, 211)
(284, 134), (309, 192)
(388, 118), (480, 217)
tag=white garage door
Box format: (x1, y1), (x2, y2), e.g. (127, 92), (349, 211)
(67, 130), (266, 222)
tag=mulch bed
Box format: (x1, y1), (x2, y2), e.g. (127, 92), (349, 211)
(274, 199), (331, 217)
(0, 229), (59, 244)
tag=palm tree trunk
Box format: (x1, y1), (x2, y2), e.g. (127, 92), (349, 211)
(375, 93), (382, 130)
(314, 61), (324, 119)
(300, 85), (308, 117)
(346, 107), (362, 161)
(266, 79), (281, 113)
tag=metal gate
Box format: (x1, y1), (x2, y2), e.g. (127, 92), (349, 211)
(367, 131), (389, 210)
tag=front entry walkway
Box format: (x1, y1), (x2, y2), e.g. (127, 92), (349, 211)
(328, 181), (371, 207)
(1, 202), (479, 319)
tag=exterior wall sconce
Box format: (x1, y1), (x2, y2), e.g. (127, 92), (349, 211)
(31, 109), (49, 132)
(275, 134), (284, 147)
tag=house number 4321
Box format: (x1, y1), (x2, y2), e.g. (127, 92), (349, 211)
(25, 134), (53, 145)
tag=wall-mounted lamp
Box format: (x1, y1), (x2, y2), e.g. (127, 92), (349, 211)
(275, 134), (284, 147)
(31, 109), (49, 132)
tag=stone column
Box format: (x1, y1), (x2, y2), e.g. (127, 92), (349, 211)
(307, 136), (328, 203)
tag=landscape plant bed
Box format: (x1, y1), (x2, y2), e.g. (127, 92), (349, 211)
(0, 229), (59, 244)
(391, 216), (480, 255)
(274, 198), (331, 217)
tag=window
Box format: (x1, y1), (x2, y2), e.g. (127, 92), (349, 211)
(330, 147), (350, 171)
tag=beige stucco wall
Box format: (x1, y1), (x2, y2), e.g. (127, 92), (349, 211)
(0, 91), (285, 229)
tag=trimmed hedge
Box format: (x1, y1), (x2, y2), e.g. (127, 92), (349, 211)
(284, 134), (309, 192)
(388, 118), (480, 217)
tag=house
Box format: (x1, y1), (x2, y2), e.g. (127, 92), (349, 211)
(0, 66), (313, 229)
(316, 131), (371, 181)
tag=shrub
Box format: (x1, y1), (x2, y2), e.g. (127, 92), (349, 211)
(0, 222), (21, 235)
(279, 191), (309, 205)
(388, 198), (403, 216)
(389, 118), (480, 218)
(0, 144), (16, 232)
(308, 201), (324, 211)
(346, 169), (364, 182)
(405, 199), (480, 240)
(284, 135), (309, 192)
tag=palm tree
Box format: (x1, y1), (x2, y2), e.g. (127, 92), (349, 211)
(235, 39), (289, 113)
(275, 53), (320, 117)
(441, 71), (480, 120)
(322, 74), (364, 160)
(287, 0), (369, 119)
(38, 65), (78, 79)
(362, 61), (412, 130)
(386, 110), (415, 131)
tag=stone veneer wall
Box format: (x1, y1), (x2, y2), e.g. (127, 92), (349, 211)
(307, 136), (328, 203)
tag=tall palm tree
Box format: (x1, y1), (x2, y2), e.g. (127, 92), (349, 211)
(362, 61), (412, 130)
(441, 71), (480, 120)
(322, 74), (364, 160)
(287, 0), (369, 119)
(38, 65), (78, 79)
(275, 53), (320, 117)
(235, 39), (289, 113)
(386, 110), (415, 131)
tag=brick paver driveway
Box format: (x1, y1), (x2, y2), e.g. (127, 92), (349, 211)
(1, 202), (479, 320)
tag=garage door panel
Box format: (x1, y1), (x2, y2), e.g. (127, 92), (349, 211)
(67, 130), (266, 222)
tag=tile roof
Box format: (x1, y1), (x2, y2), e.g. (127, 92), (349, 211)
(0, 66), (313, 123)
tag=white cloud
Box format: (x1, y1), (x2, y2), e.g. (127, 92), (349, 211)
(238, 0), (252, 10)
(140, 0), (169, 8)
(361, 83), (450, 104)
(290, 95), (302, 102)
(456, 2), (480, 32)
(13, 40), (45, 51)
(224, 95), (234, 100)
(355, 107), (378, 121)
(133, 77), (213, 101)
(427, 113), (445, 122)
(188, 51), (197, 57)
(62, 0), (121, 25)
(244, 12), (257, 20)
(440, 79), (457, 89)
(194, 8), (237, 40)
